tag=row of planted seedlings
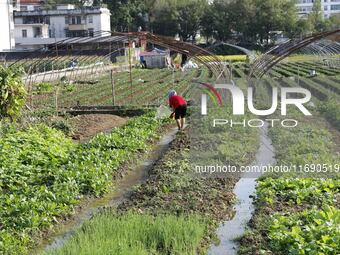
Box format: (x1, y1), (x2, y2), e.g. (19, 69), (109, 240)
(67, 67), (197, 107)
(112, 69), (178, 105)
(213, 60), (340, 133)
(257, 60), (340, 131)
(208, 59), (340, 255)
(238, 106), (340, 255)
(278, 62), (339, 77)
(30, 69), (130, 108)
(92, 68), (174, 105)
(0, 111), (172, 255)
(59, 69), (149, 106)
(184, 66), (212, 100)
(114, 67), (200, 106)
(203, 59), (339, 132)
(31, 69), (164, 109)
(140, 68), (200, 105)
(113, 68), (191, 105)
(43, 86), (261, 255)
(232, 69), (340, 254)
(255, 66), (338, 126)
(283, 62), (340, 77)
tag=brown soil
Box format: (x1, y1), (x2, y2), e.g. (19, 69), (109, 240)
(71, 114), (128, 140)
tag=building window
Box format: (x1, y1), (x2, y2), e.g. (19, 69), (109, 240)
(88, 28), (94, 37)
(23, 16), (43, 24)
(45, 16), (50, 25)
(22, 29), (27, 38)
(65, 17), (69, 24)
(65, 29), (70, 37)
(331, 4), (340, 9)
(70, 16), (82, 25)
(33, 27), (42, 38)
(88, 15), (93, 23)
(297, 0), (314, 3)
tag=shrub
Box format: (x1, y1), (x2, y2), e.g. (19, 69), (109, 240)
(0, 66), (26, 120)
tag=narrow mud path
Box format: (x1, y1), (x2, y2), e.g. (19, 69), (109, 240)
(36, 127), (179, 254)
(208, 122), (275, 255)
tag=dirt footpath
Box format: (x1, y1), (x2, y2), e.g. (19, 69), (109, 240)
(71, 114), (128, 140)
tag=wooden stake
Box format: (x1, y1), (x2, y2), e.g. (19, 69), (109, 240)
(111, 70), (115, 106)
(55, 87), (59, 116)
(128, 36), (133, 105)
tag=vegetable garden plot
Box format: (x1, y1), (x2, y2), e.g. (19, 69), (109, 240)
(228, 60), (340, 253)
(311, 77), (340, 95)
(30, 68), (199, 110)
(238, 111), (340, 255)
(46, 117), (260, 254)
(0, 112), (169, 255)
(287, 62), (339, 76)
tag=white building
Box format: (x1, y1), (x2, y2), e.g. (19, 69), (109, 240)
(0, 0), (17, 51)
(14, 4), (111, 49)
(296, 0), (340, 18)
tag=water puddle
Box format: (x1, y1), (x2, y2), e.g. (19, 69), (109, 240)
(208, 122), (275, 255)
(36, 127), (179, 254)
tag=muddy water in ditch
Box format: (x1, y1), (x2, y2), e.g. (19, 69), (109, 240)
(36, 127), (179, 254)
(208, 122), (275, 255)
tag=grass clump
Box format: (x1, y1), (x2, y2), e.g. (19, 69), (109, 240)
(45, 212), (206, 255)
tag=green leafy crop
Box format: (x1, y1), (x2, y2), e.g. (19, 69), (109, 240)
(0, 112), (164, 254)
(268, 206), (340, 255)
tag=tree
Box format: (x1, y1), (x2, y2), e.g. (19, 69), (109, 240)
(208, 0), (234, 41)
(149, 0), (207, 40)
(103, 0), (146, 32)
(149, 0), (180, 36)
(244, 0), (298, 44)
(0, 66), (26, 121)
(291, 18), (314, 38)
(200, 3), (216, 40)
(327, 14), (340, 30)
(201, 0), (242, 42)
(308, 0), (326, 32)
(176, 0), (207, 41)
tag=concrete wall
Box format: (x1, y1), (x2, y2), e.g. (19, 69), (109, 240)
(100, 8), (111, 34)
(49, 16), (67, 38)
(0, 0), (15, 51)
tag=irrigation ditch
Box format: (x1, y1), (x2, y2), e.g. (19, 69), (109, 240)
(208, 122), (275, 255)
